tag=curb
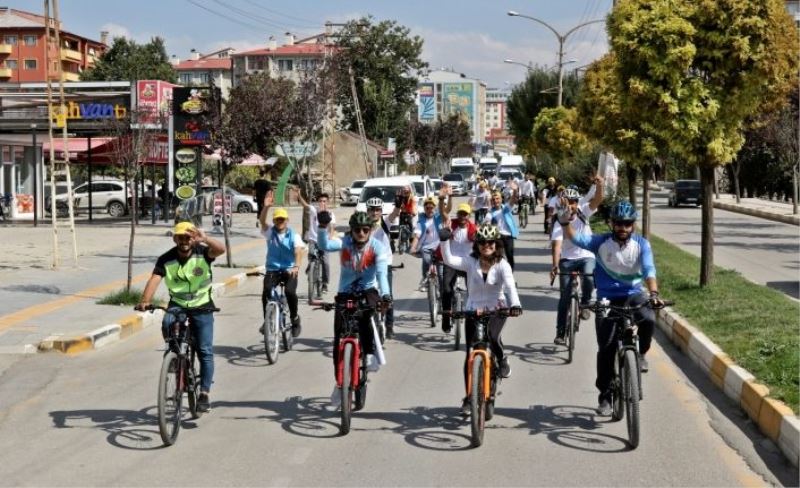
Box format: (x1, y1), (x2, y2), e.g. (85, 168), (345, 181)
(37, 266), (266, 355)
(656, 308), (799, 467)
(713, 201), (800, 226)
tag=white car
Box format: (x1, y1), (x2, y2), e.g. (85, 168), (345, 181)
(341, 179), (367, 205)
(443, 173), (467, 195)
(356, 176), (420, 237)
(54, 179), (131, 217)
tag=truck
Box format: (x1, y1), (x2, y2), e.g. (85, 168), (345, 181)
(450, 157), (477, 188)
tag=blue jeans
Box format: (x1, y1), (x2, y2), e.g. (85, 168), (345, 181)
(420, 249), (443, 289)
(162, 309), (215, 392)
(556, 258), (596, 334)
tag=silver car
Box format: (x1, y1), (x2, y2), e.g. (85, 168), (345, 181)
(200, 186), (258, 213)
(340, 179), (367, 206)
(443, 173), (467, 196)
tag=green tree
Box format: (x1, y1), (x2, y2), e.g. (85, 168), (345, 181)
(81, 37), (177, 83)
(608, 0), (799, 285)
(403, 115), (471, 175)
(506, 67), (581, 154)
(332, 17), (427, 146)
(531, 106), (588, 164)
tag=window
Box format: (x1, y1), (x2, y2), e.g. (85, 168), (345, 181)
(5, 59), (17, 69)
(4, 35), (16, 45)
(23, 59), (36, 70)
(179, 73), (192, 85)
(197, 72), (209, 84)
(278, 59), (293, 71)
(23, 35), (36, 46)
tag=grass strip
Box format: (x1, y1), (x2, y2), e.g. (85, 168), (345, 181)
(97, 288), (164, 308)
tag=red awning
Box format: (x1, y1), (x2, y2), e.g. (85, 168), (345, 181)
(74, 134), (169, 165)
(43, 137), (114, 161)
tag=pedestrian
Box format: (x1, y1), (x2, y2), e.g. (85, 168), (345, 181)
(253, 169), (272, 228)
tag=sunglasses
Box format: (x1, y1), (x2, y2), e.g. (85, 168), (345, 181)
(478, 241), (496, 247)
(613, 220), (635, 228)
(352, 227), (371, 234)
(368, 207), (382, 211)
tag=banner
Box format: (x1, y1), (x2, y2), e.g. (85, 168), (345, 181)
(442, 83), (473, 122)
(135, 80), (176, 128)
(418, 83), (435, 121)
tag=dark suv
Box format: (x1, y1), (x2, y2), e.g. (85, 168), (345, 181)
(668, 179), (702, 207)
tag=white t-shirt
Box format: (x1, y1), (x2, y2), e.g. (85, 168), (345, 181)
(305, 205), (336, 242)
(450, 225), (472, 258)
(414, 214), (441, 251)
(520, 180), (536, 197)
(485, 205), (511, 236)
(372, 215), (394, 265)
(551, 202), (596, 261)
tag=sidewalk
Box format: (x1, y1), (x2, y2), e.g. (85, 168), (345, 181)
(713, 193), (800, 226)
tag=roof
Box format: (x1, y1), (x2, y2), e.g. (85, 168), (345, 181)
(234, 43), (329, 57)
(176, 58), (232, 71)
(0, 8), (104, 45)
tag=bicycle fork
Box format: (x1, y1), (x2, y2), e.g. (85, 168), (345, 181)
(336, 338), (361, 389)
(466, 349), (493, 400)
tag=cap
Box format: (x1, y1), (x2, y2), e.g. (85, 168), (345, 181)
(423, 195), (437, 205)
(457, 203), (472, 214)
(173, 222), (195, 236)
(273, 208), (289, 220)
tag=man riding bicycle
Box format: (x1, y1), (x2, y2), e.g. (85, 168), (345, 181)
(539, 177), (557, 234)
(559, 199), (664, 416)
(136, 221), (226, 413)
(549, 178), (604, 345)
(298, 192), (335, 294)
(316, 210), (391, 406)
(259, 192), (306, 338)
(366, 197), (400, 339)
(439, 202), (476, 334)
(483, 189), (519, 271)
(519, 172), (537, 216)
(394, 185), (417, 243)
(470, 181), (491, 223)
(410, 195), (444, 291)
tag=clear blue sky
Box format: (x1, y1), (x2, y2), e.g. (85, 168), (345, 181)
(10, 0), (613, 86)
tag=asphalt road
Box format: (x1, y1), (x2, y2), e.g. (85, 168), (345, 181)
(0, 214), (795, 487)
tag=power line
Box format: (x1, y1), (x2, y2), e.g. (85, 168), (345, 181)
(211, 0), (315, 33)
(239, 0), (319, 28)
(185, 0), (264, 32)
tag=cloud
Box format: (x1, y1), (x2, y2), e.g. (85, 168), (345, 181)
(415, 27), (609, 87)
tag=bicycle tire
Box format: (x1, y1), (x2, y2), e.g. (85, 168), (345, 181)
(624, 349), (641, 449)
(354, 348), (368, 411)
(453, 292), (463, 351)
(520, 206), (528, 228)
(470, 354), (485, 447)
(312, 260), (322, 300)
(187, 355), (202, 420)
(264, 302), (280, 364)
(306, 260), (315, 301)
(376, 312), (386, 344)
(340, 342), (354, 435)
(567, 296), (578, 363)
(157, 352), (182, 446)
(611, 353), (624, 421)
(427, 276), (439, 328)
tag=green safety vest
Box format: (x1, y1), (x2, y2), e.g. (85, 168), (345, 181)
(163, 251), (213, 308)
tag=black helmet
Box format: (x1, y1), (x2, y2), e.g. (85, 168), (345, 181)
(349, 211), (372, 229)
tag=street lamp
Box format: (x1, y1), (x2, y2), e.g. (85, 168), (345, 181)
(508, 10), (604, 106)
(503, 59), (533, 71)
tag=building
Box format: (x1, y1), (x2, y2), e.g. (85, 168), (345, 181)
(787, 0), (800, 26)
(0, 7), (106, 83)
(416, 69), (487, 146)
(231, 33), (329, 86)
(484, 88), (510, 139)
(174, 47), (234, 98)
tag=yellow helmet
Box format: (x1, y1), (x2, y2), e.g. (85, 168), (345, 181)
(273, 207), (289, 220)
(173, 221), (195, 235)
(423, 195), (437, 205)
(547, 177), (556, 185)
(457, 203), (472, 214)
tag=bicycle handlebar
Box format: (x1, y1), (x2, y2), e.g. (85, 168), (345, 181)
(550, 271), (594, 286)
(389, 263), (405, 270)
(580, 299), (674, 313)
(135, 304), (221, 313)
(443, 308), (513, 319)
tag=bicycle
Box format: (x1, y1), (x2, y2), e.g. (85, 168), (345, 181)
(248, 271), (294, 364)
(451, 274), (467, 351)
(422, 251), (443, 328)
(448, 308), (511, 448)
(397, 215), (413, 255)
(139, 304), (219, 447)
(307, 245), (325, 302)
(552, 271), (593, 364)
(375, 263), (404, 342)
(314, 293), (380, 435)
(518, 197), (531, 228)
(581, 297), (672, 449)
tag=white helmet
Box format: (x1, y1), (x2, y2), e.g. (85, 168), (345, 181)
(563, 188), (581, 200)
(366, 197), (384, 208)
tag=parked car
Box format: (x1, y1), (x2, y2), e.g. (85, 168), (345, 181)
(54, 180), (130, 217)
(442, 173), (467, 196)
(199, 186), (258, 213)
(668, 179), (702, 207)
(340, 179), (367, 206)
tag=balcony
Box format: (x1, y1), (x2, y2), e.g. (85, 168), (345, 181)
(61, 71), (80, 81)
(0, 44), (11, 54)
(60, 48), (82, 62)
(0, 68), (11, 78)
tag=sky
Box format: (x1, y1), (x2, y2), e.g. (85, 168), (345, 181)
(10, 0), (613, 87)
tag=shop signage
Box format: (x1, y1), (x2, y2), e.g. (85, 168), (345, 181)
(49, 101), (128, 128)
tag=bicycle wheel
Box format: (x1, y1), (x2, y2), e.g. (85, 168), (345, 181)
(354, 349), (368, 412)
(187, 354), (202, 420)
(306, 260), (315, 301)
(340, 342), (354, 435)
(520, 206), (528, 228)
(312, 260), (322, 300)
(470, 354), (486, 448)
(427, 276), (439, 328)
(281, 310), (293, 353)
(567, 296), (578, 363)
(453, 292), (463, 351)
(264, 302), (280, 364)
(611, 353), (624, 421)
(624, 349), (641, 449)
(157, 352), (182, 446)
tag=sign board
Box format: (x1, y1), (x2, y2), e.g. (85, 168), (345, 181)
(379, 150), (395, 159)
(418, 83), (435, 121)
(134, 80), (177, 129)
(442, 82), (474, 122)
(275, 141), (320, 159)
(387, 137), (397, 152)
(50, 100), (129, 129)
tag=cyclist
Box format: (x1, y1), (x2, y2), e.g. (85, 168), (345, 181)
(410, 195), (444, 291)
(519, 172), (537, 216)
(136, 221), (226, 413)
(559, 199), (664, 416)
(316, 210), (391, 405)
(483, 189), (519, 271)
(549, 178), (604, 345)
(439, 224), (522, 414)
(439, 202), (477, 334)
(470, 181), (491, 223)
(298, 192), (335, 294)
(394, 185), (417, 243)
(366, 197), (400, 339)
(259, 192), (306, 338)
(539, 177), (557, 233)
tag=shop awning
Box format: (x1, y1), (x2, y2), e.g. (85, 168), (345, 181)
(42, 137), (114, 160)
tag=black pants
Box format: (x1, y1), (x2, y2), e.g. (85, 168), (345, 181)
(518, 196), (535, 215)
(262, 271), (299, 319)
(463, 315), (507, 390)
(544, 205), (552, 233)
(594, 292), (655, 401)
(500, 235), (515, 271)
(332, 289), (380, 378)
(441, 265), (466, 330)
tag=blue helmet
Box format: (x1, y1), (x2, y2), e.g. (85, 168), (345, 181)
(610, 200), (638, 222)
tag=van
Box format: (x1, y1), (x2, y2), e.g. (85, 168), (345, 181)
(500, 155), (526, 174)
(478, 157), (498, 177)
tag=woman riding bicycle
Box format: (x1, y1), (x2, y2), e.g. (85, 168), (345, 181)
(439, 224), (522, 415)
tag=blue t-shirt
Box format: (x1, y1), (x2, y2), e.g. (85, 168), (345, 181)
(263, 227), (305, 271)
(571, 232), (656, 298)
(317, 229), (390, 296)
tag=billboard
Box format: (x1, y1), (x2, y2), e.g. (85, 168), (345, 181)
(135, 80), (176, 128)
(418, 83), (435, 121)
(442, 83), (473, 122)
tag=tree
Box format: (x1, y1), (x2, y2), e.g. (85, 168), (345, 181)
(331, 17), (427, 145)
(403, 115), (471, 175)
(82, 37), (177, 83)
(608, 0), (799, 285)
(530, 106), (588, 164)
(506, 67), (581, 153)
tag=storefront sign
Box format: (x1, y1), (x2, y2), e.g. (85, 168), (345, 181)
(135, 80), (176, 128)
(49, 101), (128, 128)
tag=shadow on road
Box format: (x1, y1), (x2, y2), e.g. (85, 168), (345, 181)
(505, 342), (570, 367)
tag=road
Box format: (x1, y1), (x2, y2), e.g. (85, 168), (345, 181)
(0, 213), (794, 487)
(648, 189), (800, 299)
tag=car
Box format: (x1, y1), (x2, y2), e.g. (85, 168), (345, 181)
(55, 179), (131, 217)
(406, 174), (434, 203)
(668, 179), (702, 207)
(357, 176), (417, 238)
(443, 173), (467, 195)
(199, 186), (258, 213)
(340, 179), (367, 206)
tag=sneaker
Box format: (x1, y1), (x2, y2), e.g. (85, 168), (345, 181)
(197, 392), (211, 413)
(580, 307), (591, 321)
(460, 397), (471, 417)
(329, 386), (341, 409)
(258, 324), (265, 334)
(554, 334), (566, 346)
(321, 284), (328, 294)
(442, 318), (452, 334)
(640, 356), (649, 373)
(499, 358), (511, 378)
(366, 354), (380, 372)
(291, 316), (302, 338)
(597, 399), (612, 416)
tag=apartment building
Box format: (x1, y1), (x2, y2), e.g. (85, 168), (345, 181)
(231, 33), (329, 86)
(0, 7), (106, 83)
(174, 47), (234, 98)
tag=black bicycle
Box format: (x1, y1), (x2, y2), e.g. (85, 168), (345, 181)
(397, 214), (414, 255)
(582, 298), (672, 449)
(248, 271), (293, 364)
(140, 304), (219, 447)
(375, 263), (404, 342)
(307, 246), (325, 302)
(552, 271), (593, 364)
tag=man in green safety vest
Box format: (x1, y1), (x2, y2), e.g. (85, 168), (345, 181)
(137, 221), (226, 412)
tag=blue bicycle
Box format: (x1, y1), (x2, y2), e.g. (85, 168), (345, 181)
(249, 271), (294, 364)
